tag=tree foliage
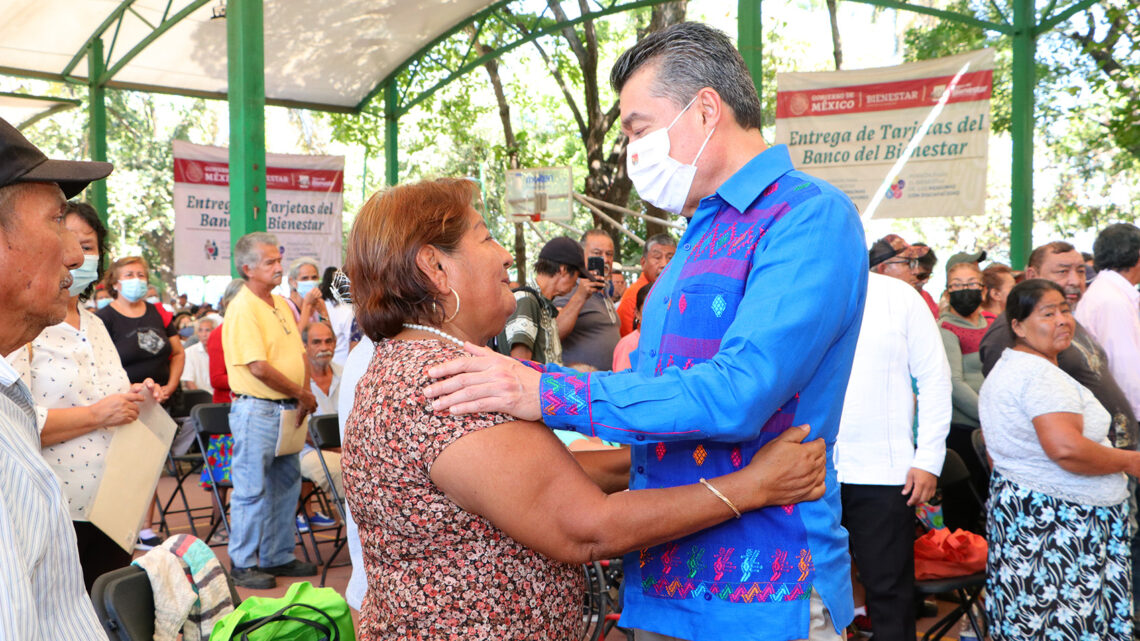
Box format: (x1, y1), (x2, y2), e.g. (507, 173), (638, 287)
(899, 0), (1139, 252)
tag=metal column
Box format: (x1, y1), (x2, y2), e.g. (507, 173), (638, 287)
(737, 0), (764, 100)
(227, 0), (268, 277)
(1009, 0), (1035, 269)
(385, 81), (398, 186)
(87, 38), (109, 222)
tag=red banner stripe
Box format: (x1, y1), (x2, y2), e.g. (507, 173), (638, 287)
(776, 70), (992, 119)
(173, 158), (344, 192)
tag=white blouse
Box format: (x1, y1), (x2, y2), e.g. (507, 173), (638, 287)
(6, 307), (131, 521)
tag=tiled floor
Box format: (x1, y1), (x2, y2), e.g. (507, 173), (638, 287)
(147, 471), (981, 640)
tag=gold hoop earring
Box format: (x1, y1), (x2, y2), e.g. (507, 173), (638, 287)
(445, 287), (461, 323)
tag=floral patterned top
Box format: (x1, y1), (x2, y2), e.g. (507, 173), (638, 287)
(342, 339), (583, 640)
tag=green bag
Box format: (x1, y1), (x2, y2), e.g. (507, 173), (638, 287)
(209, 581), (355, 641)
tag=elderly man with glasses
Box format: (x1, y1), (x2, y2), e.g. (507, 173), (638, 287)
(222, 232), (318, 588)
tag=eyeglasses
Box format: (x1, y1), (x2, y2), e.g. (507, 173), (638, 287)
(883, 258), (920, 270)
(947, 282), (983, 292)
(915, 271), (932, 282)
(271, 306), (292, 335)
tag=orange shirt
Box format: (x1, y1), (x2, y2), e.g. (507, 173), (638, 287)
(616, 274), (649, 336)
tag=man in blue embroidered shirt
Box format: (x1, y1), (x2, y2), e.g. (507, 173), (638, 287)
(425, 22), (866, 641)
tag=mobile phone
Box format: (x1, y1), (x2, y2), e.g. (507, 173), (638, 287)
(587, 256), (605, 277)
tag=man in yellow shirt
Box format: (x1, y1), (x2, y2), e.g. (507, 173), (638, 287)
(222, 232), (317, 589)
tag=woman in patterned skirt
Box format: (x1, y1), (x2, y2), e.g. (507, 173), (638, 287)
(341, 178), (830, 640)
(979, 279), (1140, 640)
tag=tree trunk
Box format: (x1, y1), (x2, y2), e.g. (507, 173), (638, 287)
(827, 0), (843, 70)
(543, 0), (687, 260)
(472, 33), (528, 283)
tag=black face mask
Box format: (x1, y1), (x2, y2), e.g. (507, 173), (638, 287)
(949, 289), (983, 316)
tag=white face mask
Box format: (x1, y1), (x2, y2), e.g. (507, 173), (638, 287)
(626, 95), (715, 215)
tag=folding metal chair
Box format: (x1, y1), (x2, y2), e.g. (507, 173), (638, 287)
(306, 413), (349, 587)
(192, 402), (233, 545)
(91, 558), (241, 641)
(155, 389), (213, 537)
(915, 450), (988, 641)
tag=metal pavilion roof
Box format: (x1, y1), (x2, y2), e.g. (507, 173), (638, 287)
(0, 0), (498, 112)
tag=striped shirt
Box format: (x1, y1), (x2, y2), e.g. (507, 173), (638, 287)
(0, 355), (107, 640)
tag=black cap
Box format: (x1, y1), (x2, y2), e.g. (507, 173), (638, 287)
(538, 236), (595, 279)
(0, 117), (112, 198)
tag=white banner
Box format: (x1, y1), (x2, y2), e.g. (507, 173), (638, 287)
(774, 49), (994, 219)
(173, 140), (344, 275)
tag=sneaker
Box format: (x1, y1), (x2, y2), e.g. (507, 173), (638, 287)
(308, 512), (336, 528)
(135, 528), (163, 551)
(231, 566), (276, 590)
(296, 514), (310, 533)
(260, 559), (318, 577)
(917, 598), (939, 619)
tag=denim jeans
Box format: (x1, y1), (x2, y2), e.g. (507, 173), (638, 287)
(227, 397), (301, 569)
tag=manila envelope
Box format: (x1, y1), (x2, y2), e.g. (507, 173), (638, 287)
(88, 392), (178, 552)
(275, 409), (309, 456)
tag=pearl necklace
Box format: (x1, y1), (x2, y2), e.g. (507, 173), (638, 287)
(403, 323), (465, 347)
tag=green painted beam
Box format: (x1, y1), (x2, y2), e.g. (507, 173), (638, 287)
(227, 0), (268, 278)
(1009, 0), (1035, 268)
(0, 91), (81, 106)
(88, 39), (109, 222)
(385, 81), (398, 186)
(737, 0), (763, 107)
(354, 0), (513, 112)
(847, 0), (1013, 35)
(99, 0), (212, 85)
(359, 0), (674, 116)
(1038, 0), (1102, 34)
(61, 0), (136, 79)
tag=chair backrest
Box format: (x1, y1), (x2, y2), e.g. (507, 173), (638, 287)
(192, 403), (232, 436)
(971, 429), (991, 477)
(309, 414), (340, 449)
(90, 565), (155, 641)
(939, 449), (972, 487)
(92, 559), (242, 641)
(181, 389), (213, 414)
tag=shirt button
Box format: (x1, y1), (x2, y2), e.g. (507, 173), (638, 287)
(636, 466), (645, 474)
(704, 593), (713, 600)
(648, 349), (656, 358)
(636, 435), (645, 442)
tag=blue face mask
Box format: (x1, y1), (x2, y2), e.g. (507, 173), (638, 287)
(178, 326), (194, 338)
(69, 255), (100, 297)
(119, 278), (148, 303)
(96, 298), (112, 309)
(295, 280), (319, 298)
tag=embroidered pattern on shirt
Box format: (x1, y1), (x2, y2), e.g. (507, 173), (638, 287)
(540, 372), (587, 416)
(639, 546), (814, 604)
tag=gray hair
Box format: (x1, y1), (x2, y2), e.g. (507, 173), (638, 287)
(219, 278), (246, 313)
(287, 256), (320, 282)
(644, 233), (677, 256)
(301, 319), (335, 344)
(195, 314), (221, 331)
(610, 22), (764, 131)
(580, 228), (611, 244)
(233, 232), (278, 278)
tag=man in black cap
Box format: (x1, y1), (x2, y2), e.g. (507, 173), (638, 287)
(0, 116), (112, 639)
(868, 233), (930, 288)
(496, 236), (593, 365)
